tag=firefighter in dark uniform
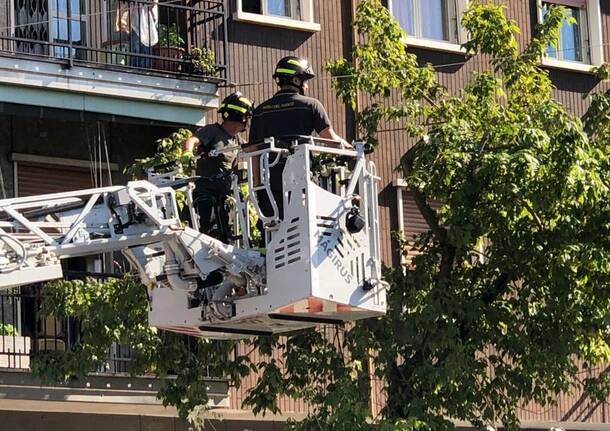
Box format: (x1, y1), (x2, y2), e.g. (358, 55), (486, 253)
(249, 56), (350, 222)
(182, 92), (254, 241)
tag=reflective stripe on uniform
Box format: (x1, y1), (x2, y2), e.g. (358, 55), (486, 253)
(275, 68), (297, 75)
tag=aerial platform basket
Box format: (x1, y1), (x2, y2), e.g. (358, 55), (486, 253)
(0, 137), (386, 340)
(149, 137), (387, 338)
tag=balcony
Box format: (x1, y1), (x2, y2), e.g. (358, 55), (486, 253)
(0, 0), (227, 125)
(0, 285), (229, 406)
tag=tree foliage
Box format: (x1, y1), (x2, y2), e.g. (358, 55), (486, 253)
(30, 1), (610, 430)
(30, 276), (251, 421)
(125, 128), (195, 179)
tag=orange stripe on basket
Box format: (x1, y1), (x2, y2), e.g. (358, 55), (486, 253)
(279, 304), (295, 314)
(337, 304), (353, 312)
(307, 298), (324, 313)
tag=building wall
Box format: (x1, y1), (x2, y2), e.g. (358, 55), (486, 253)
(0, 109), (176, 198)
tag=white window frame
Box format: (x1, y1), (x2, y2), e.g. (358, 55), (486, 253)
(537, 0), (604, 73)
(234, 0), (320, 32)
(388, 0), (469, 54)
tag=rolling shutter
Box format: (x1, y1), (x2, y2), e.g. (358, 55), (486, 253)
(16, 163), (97, 197)
(401, 189), (441, 266)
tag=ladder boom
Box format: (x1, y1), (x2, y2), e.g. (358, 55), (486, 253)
(0, 182), (264, 296)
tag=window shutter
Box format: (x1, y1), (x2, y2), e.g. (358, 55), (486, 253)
(400, 189), (442, 266)
(16, 163), (98, 197)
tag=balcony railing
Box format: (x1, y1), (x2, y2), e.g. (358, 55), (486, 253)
(0, 0), (227, 81)
(0, 284), (222, 378)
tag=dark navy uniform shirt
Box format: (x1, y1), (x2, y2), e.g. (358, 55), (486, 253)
(249, 89), (332, 143)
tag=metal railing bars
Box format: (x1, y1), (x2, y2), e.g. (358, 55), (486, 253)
(0, 0), (227, 81)
(0, 285), (225, 378)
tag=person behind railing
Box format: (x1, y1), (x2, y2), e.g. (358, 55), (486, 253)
(182, 92), (254, 242)
(115, 0), (158, 68)
(248, 56), (351, 226)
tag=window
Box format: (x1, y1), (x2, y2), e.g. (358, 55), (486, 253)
(12, 0), (87, 58)
(243, 0), (302, 21)
(542, 1), (589, 63)
(390, 0), (458, 43)
(13, 0), (50, 55)
(538, 0), (604, 71)
(235, 0), (320, 32)
(50, 0), (87, 58)
(388, 0), (468, 52)
(394, 180), (442, 267)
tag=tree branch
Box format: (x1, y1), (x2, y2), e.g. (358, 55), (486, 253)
(520, 198), (545, 231)
(401, 147), (456, 280)
(480, 272), (510, 305)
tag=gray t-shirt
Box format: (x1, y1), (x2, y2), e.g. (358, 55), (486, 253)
(194, 124), (238, 177)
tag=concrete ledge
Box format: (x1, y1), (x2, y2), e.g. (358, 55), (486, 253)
(0, 370), (229, 407)
(0, 56), (219, 125)
(3, 400), (605, 431)
(0, 408), (189, 431)
(0, 401), (307, 431)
